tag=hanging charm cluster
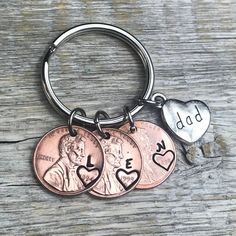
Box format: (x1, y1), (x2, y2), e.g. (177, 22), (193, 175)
(33, 23), (210, 198)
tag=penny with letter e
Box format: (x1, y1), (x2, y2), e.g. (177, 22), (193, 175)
(90, 128), (142, 198)
(120, 121), (176, 189)
(33, 126), (104, 196)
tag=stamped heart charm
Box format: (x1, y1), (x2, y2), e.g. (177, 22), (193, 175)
(116, 169), (140, 191)
(152, 150), (175, 171)
(77, 166), (100, 187)
(161, 99), (210, 144)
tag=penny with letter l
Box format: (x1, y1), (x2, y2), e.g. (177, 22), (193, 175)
(33, 126), (104, 196)
(90, 128), (142, 198)
(120, 120), (176, 189)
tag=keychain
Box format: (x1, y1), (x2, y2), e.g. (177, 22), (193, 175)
(33, 23), (210, 198)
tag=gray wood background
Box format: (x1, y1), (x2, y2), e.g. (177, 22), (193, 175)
(0, 1), (235, 235)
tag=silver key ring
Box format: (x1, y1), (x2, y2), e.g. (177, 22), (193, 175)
(41, 23), (154, 126)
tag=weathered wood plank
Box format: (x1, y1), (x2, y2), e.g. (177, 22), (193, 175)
(0, 1), (236, 235)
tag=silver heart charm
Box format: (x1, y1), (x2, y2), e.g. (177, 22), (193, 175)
(161, 99), (210, 144)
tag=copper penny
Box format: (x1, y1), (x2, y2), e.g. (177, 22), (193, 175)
(33, 126), (104, 196)
(89, 128), (142, 198)
(120, 121), (176, 189)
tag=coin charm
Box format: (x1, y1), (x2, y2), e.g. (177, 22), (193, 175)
(161, 99), (211, 144)
(90, 128), (142, 198)
(33, 126), (104, 196)
(120, 121), (176, 189)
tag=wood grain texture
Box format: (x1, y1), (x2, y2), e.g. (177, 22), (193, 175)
(0, 0), (236, 235)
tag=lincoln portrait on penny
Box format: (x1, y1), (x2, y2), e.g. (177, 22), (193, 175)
(44, 134), (86, 192)
(94, 137), (124, 195)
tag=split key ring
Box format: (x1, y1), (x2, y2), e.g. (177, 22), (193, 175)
(41, 23), (154, 127)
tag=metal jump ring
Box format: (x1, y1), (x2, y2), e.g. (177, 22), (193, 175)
(68, 108), (87, 136)
(42, 23), (154, 127)
(151, 93), (167, 108)
(94, 110), (110, 139)
(138, 92), (167, 109)
(123, 106), (136, 133)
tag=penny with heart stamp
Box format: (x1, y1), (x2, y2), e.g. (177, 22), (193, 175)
(116, 169), (140, 190)
(90, 128), (142, 198)
(120, 121), (176, 189)
(152, 150), (175, 171)
(161, 99), (210, 144)
(77, 166), (100, 188)
(33, 126), (104, 196)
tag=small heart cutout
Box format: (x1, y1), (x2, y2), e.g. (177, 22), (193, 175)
(162, 99), (210, 144)
(77, 166), (100, 188)
(152, 150), (175, 171)
(116, 169), (140, 191)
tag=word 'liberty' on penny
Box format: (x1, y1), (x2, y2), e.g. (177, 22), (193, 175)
(33, 126), (104, 196)
(120, 121), (176, 189)
(89, 128), (142, 198)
